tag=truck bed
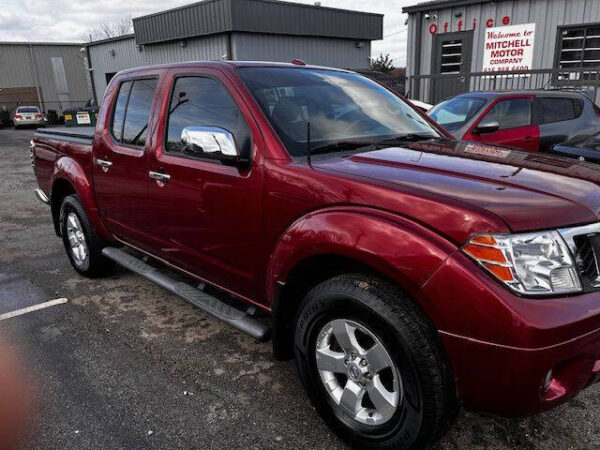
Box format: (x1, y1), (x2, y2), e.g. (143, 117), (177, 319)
(35, 126), (95, 144)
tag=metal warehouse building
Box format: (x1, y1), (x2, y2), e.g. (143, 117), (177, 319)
(404, 0), (600, 103)
(0, 42), (91, 115)
(87, 0), (383, 102)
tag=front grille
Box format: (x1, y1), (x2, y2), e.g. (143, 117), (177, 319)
(573, 234), (600, 288)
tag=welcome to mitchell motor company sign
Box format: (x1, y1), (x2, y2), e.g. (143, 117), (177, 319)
(482, 23), (536, 72)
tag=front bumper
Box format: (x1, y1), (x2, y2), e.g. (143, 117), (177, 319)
(440, 324), (600, 417)
(419, 251), (600, 417)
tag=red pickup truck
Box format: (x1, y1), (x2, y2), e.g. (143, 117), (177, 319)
(32, 62), (600, 449)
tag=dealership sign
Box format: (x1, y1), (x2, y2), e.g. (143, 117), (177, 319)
(483, 23), (536, 72)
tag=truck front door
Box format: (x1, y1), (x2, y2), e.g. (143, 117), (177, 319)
(146, 68), (265, 300)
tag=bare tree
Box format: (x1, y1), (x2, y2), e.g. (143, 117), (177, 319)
(370, 53), (395, 75)
(80, 15), (133, 42)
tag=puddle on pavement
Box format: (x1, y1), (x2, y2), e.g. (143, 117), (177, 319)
(0, 273), (49, 315)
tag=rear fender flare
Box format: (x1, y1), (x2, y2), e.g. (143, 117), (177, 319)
(51, 156), (112, 241)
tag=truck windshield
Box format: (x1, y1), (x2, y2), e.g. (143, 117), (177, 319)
(238, 67), (440, 157)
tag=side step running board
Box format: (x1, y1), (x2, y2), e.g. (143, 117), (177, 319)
(102, 247), (270, 342)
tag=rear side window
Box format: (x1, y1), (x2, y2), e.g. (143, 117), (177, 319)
(111, 81), (131, 142)
(165, 77), (251, 156)
(483, 98), (532, 130)
(110, 78), (157, 147)
(539, 97), (583, 124)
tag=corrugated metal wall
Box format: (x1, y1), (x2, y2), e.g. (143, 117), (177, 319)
(231, 33), (370, 69)
(89, 33), (370, 100)
(0, 43), (91, 113)
(89, 35), (229, 99)
(230, 0), (383, 40)
(133, 0), (382, 45)
(134, 0), (233, 45)
(407, 0), (600, 78)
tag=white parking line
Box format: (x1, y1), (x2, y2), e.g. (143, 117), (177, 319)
(0, 298), (69, 321)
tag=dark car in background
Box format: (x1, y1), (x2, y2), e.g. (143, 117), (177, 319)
(429, 91), (600, 152)
(552, 132), (600, 163)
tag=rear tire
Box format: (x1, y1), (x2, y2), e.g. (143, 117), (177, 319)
(59, 194), (114, 278)
(294, 274), (458, 449)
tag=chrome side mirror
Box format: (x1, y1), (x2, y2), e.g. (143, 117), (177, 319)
(181, 126), (239, 160)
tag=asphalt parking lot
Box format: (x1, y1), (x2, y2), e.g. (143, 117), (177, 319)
(0, 127), (599, 449)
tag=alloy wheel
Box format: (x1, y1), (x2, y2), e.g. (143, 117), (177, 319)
(66, 212), (88, 268)
(315, 319), (402, 426)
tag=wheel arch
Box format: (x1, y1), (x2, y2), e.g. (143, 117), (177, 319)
(50, 156), (112, 241)
(50, 178), (77, 236)
(268, 207), (456, 360)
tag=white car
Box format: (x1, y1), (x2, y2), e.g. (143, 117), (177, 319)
(409, 99), (433, 112)
(14, 106), (44, 129)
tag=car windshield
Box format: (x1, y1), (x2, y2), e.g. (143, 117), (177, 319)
(17, 107), (40, 113)
(428, 96), (487, 132)
(237, 67), (440, 157)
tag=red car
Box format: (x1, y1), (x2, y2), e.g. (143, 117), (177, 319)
(32, 62), (600, 449)
(429, 90), (600, 152)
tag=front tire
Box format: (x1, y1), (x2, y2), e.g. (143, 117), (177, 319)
(59, 194), (114, 277)
(294, 274), (458, 449)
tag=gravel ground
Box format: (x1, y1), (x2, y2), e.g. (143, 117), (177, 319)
(0, 128), (598, 449)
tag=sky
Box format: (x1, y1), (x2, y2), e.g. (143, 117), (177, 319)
(0, 0), (416, 66)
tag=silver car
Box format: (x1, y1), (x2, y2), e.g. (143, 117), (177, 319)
(14, 106), (44, 129)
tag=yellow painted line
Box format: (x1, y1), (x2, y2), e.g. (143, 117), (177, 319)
(0, 298), (69, 321)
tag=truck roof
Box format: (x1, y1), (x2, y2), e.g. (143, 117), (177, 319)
(115, 60), (352, 77)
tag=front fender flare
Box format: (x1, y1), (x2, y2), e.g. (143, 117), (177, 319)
(267, 206), (457, 305)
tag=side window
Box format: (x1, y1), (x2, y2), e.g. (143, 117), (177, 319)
(110, 78), (157, 147)
(111, 81), (132, 142)
(540, 97), (583, 124)
(122, 79), (158, 146)
(483, 98), (532, 130)
(165, 77), (251, 156)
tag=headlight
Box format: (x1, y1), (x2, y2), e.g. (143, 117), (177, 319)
(463, 231), (582, 295)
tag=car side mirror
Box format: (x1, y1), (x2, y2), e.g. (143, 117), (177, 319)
(473, 120), (500, 135)
(181, 126), (248, 165)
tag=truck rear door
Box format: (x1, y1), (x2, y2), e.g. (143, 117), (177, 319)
(92, 74), (161, 247)
(145, 68), (265, 299)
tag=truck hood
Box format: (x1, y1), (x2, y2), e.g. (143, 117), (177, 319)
(313, 140), (600, 232)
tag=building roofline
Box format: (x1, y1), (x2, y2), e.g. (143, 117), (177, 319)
(85, 34), (135, 47)
(134, 0), (383, 21)
(403, 0), (490, 14)
(133, 0), (382, 45)
(0, 40), (83, 46)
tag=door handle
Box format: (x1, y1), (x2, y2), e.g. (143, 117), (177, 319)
(149, 170), (171, 183)
(96, 158), (113, 171)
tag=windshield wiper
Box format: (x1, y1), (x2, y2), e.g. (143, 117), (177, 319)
(375, 133), (450, 146)
(309, 141), (375, 155)
(307, 133), (450, 157)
